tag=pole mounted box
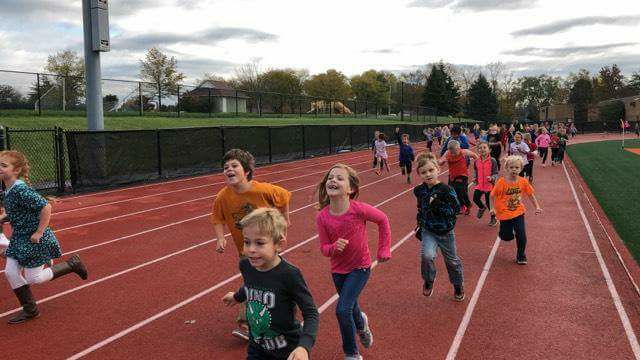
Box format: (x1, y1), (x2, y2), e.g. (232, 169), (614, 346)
(91, 0), (110, 52)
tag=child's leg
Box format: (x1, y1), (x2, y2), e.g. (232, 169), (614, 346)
(540, 147), (548, 164)
(436, 231), (464, 287)
(472, 189), (485, 209)
(406, 162), (413, 182)
(498, 218), (516, 241)
(483, 191), (492, 210)
(458, 177), (471, 208)
(513, 214), (528, 260)
(420, 231), (439, 287)
(5, 258), (40, 324)
(385, 158), (390, 172)
(372, 154), (377, 168)
(332, 269), (370, 356)
(24, 266), (54, 285)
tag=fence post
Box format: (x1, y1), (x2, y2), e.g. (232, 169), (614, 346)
(220, 126), (226, 153)
(235, 90), (239, 117)
(365, 96), (368, 118)
(354, 100), (357, 119)
(349, 125), (353, 151)
(55, 127), (66, 193)
(375, 103), (378, 119)
(400, 82), (404, 122)
(314, 98), (318, 118)
(328, 125), (333, 153)
(298, 97), (302, 117)
(0, 126), (4, 151)
(158, 82), (162, 111)
(177, 85), (181, 118)
(268, 127), (273, 163)
(208, 88), (212, 118)
(301, 125), (306, 158)
(138, 82), (143, 116)
(62, 76), (66, 112)
(329, 100), (332, 118)
(5, 127), (11, 150)
(156, 130), (162, 178)
(280, 94), (284, 118)
(36, 73), (42, 116)
(258, 93), (263, 117)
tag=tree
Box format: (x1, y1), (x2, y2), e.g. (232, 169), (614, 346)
(421, 63), (460, 116)
(304, 69), (352, 100)
(103, 94), (118, 111)
(0, 85), (26, 109)
(466, 74), (498, 123)
(599, 100), (625, 123)
(593, 64), (626, 102)
(512, 75), (564, 121)
(231, 59), (263, 92)
(569, 75), (593, 123)
(485, 62), (506, 91)
(44, 50), (85, 109)
(195, 72), (226, 86)
(260, 69), (304, 95)
(139, 47), (185, 98)
(628, 71), (640, 94)
(350, 70), (396, 112)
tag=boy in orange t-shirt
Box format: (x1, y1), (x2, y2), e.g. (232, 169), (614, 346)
(490, 155), (542, 265)
(211, 148), (292, 340)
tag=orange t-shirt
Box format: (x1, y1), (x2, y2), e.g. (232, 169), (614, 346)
(490, 177), (534, 221)
(211, 181), (291, 255)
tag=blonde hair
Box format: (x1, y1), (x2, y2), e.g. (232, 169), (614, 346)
(317, 163), (360, 210)
(504, 155), (524, 169)
(0, 150), (32, 187)
(416, 152), (440, 173)
(523, 132), (532, 141)
(239, 208), (287, 245)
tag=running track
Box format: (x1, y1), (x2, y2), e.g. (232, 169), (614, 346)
(0, 134), (638, 359)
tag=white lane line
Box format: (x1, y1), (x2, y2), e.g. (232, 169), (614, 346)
(53, 150), (379, 215)
(445, 236), (501, 360)
(0, 169), (408, 312)
(52, 156), (391, 233)
(317, 230), (415, 314)
(562, 163), (640, 359)
(65, 186), (416, 360)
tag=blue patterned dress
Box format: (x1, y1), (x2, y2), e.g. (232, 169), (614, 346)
(4, 180), (61, 268)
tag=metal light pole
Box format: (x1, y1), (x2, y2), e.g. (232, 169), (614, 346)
(82, 0), (110, 130)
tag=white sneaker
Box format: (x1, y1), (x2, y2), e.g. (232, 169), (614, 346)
(345, 355), (363, 360)
(358, 312), (373, 348)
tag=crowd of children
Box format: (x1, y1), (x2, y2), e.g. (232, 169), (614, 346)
(0, 119), (561, 359)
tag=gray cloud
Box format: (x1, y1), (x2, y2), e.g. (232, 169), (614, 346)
(102, 57), (238, 81)
(407, 0), (535, 11)
(363, 49), (396, 54)
(512, 15), (640, 37)
(503, 42), (638, 58)
(0, 0), (78, 19)
(507, 53), (640, 77)
(114, 27), (278, 50)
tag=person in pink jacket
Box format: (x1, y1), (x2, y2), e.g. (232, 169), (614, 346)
(316, 163), (391, 360)
(473, 142), (499, 226)
(535, 127), (551, 167)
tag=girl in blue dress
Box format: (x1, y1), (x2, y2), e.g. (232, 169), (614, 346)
(0, 150), (88, 324)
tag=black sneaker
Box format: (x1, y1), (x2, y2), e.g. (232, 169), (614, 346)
(516, 256), (528, 265)
(454, 285), (465, 302)
(423, 282), (434, 297)
(477, 207), (486, 219)
(464, 206), (471, 216)
(488, 216), (498, 227)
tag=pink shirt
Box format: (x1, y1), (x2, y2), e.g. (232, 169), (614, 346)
(317, 201), (391, 274)
(535, 133), (551, 148)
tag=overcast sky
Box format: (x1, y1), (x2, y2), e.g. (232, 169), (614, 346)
(0, 0), (639, 83)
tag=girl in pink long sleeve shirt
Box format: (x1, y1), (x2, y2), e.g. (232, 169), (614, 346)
(316, 164), (391, 359)
(535, 128), (551, 167)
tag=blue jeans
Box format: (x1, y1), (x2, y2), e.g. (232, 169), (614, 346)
(421, 230), (464, 287)
(332, 268), (370, 356)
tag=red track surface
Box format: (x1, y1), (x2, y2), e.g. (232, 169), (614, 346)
(1, 134), (639, 360)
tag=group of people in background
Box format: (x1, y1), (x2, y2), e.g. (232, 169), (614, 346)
(2, 118), (557, 360)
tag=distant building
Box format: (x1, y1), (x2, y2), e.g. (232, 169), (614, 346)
(179, 81), (248, 113)
(598, 95), (640, 122)
(539, 104), (573, 123)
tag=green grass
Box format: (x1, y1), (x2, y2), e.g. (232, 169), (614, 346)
(0, 110), (477, 130)
(567, 139), (640, 263)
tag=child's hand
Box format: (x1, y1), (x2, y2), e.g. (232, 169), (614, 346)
(0, 249), (5, 259)
(30, 231), (43, 244)
(535, 207), (542, 215)
(222, 292), (238, 306)
(216, 237), (227, 253)
(287, 347), (309, 360)
(335, 238), (349, 253)
(378, 256), (390, 263)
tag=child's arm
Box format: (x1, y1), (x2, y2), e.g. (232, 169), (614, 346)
(222, 285), (246, 306)
(438, 151), (449, 165)
(317, 216), (337, 257)
(361, 203), (391, 262)
(214, 223), (228, 253)
(529, 193), (542, 214)
(463, 149), (479, 160)
(31, 203), (52, 244)
(277, 202), (291, 226)
(290, 271), (319, 360)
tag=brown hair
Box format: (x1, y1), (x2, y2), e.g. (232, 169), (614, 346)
(223, 149), (256, 181)
(415, 152), (439, 173)
(378, 133), (386, 141)
(316, 163), (360, 210)
(0, 150), (32, 187)
(238, 207), (287, 245)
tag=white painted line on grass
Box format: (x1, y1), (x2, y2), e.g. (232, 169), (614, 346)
(562, 163), (640, 359)
(64, 186), (416, 359)
(445, 236), (500, 360)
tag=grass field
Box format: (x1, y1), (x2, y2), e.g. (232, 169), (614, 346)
(0, 111), (477, 130)
(567, 139), (640, 263)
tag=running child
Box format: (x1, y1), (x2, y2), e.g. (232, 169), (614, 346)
(374, 133), (390, 175)
(316, 164), (391, 360)
(489, 155), (542, 265)
(1, 150), (88, 324)
(522, 133), (537, 183)
(555, 128), (569, 165)
(424, 128), (434, 152)
(509, 132), (530, 176)
(472, 143), (498, 226)
(535, 127), (551, 167)
(414, 152), (465, 301)
(486, 125), (502, 170)
(371, 131), (380, 168)
(222, 208), (318, 360)
(212, 148), (292, 340)
(438, 140), (478, 216)
(549, 131), (561, 166)
(396, 128), (416, 183)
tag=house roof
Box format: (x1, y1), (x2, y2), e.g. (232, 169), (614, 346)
(184, 80), (249, 98)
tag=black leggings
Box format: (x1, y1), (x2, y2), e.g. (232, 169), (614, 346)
(473, 190), (490, 210)
(490, 147), (501, 170)
(449, 176), (471, 208)
(499, 214), (527, 259)
(522, 160), (534, 179)
(400, 161), (412, 175)
(539, 147), (548, 164)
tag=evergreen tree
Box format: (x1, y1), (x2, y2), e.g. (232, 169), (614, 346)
(569, 78), (593, 123)
(421, 63), (460, 115)
(466, 74), (498, 123)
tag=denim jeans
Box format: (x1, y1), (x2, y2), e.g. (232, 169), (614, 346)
(499, 214), (527, 259)
(247, 343), (279, 360)
(332, 268), (370, 356)
(420, 230), (464, 287)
